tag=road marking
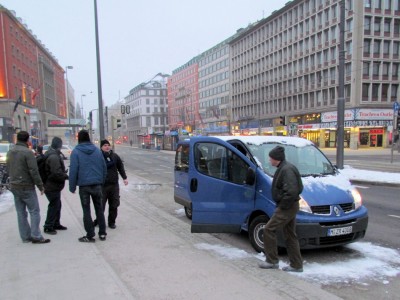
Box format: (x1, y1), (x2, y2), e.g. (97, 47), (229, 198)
(388, 215), (400, 219)
(354, 185), (370, 189)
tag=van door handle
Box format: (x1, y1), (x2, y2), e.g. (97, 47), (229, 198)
(190, 178), (198, 192)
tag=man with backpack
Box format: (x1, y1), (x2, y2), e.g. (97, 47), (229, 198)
(39, 137), (69, 235)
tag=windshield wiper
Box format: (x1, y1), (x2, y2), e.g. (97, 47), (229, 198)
(301, 173), (329, 178)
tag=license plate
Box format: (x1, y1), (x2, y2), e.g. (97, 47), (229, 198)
(327, 226), (353, 236)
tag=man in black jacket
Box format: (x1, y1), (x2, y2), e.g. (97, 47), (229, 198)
(94, 139), (128, 229)
(42, 137), (69, 235)
(259, 146), (304, 272)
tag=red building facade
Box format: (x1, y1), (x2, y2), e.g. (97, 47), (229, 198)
(168, 58), (200, 134)
(0, 5), (66, 143)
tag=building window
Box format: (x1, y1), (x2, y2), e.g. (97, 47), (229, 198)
(394, 41), (400, 55)
(364, 0), (372, 9)
(382, 84), (389, 101)
(384, 18), (391, 35)
(363, 62), (370, 76)
(364, 39), (371, 55)
(391, 85), (399, 101)
(373, 40), (381, 54)
(373, 62), (380, 76)
(362, 83), (370, 101)
(374, 17), (381, 33)
(372, 83), (380, 100)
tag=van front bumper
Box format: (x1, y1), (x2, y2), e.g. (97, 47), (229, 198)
(289, 215), (369, 249)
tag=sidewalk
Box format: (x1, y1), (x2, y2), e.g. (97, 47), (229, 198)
(0, 175), (341, 300)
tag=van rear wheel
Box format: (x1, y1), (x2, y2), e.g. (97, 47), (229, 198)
(249, 215), (269, 253)
(184, 207), (192, 220)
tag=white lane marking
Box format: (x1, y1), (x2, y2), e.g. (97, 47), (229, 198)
(388, 215), (400, 219)
(353, 185), (370, 189)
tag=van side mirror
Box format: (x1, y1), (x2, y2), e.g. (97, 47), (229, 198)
(245, 168), (256, 185)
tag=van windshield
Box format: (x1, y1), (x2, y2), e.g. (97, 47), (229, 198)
(246, 143), (335, 177)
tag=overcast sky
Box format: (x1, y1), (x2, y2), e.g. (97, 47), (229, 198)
(1, 0), (288, 114)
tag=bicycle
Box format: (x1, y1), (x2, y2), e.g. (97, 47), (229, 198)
(0, 163), (10, 194)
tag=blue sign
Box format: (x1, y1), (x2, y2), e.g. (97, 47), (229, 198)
(393, 101), (399, 112)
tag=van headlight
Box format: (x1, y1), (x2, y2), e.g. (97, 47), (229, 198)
(350, 188), (362, 210)
(299, 196), (312, 213)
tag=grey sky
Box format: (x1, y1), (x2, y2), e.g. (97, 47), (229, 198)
(1, 0), (287, 113)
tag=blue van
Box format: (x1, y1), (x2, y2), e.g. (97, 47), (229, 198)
(174, 136), (368, 252)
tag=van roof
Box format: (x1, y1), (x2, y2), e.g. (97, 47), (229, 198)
(183, 136), (313, 147)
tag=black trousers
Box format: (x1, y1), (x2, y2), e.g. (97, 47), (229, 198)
(102, 183), (120, 225)
(44, 191), (62, 229)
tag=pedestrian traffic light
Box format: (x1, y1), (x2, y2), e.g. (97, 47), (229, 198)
(279, 116), (286, 125)
(116, 119), (121, 128)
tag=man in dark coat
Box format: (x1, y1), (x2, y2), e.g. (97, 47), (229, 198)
(7, 131), (50, 244)
(259, 146), (304, 272)
(94, 139), (128, 229)
(42, 137), (69, 235)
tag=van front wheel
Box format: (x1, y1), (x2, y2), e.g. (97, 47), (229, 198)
(249, 215), (269, 253)
(184, 207), (192, 220)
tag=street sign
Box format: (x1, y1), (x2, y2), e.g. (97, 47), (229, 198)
(393, 101), (399, 112)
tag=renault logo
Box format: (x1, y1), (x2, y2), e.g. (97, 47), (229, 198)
(333, 206), (340, 216)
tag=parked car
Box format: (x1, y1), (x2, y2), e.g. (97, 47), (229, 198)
(0, 143), (14, 163)
(174, 136), (368, 252)
(42, 144), (73, 159)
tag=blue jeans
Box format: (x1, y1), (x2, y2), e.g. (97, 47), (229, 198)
(79, 185), (106, 238)
(11, 188), (43, 241)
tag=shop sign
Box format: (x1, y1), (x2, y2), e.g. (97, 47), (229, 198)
(321, 108), (393, 122)
(298, 124), (320, 129)
(320, 120), (392, 128)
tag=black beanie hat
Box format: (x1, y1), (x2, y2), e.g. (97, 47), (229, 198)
(100, 139), (110, 147)
(78, 130), (90, 144)
(51, 137), (63, 150)
(269, 146), (285, 161)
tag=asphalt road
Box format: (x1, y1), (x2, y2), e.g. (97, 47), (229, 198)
(115, 145), (400, 300)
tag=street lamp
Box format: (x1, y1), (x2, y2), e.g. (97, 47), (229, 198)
(81, 94), (86, 119)
(65, 65), (73, 144)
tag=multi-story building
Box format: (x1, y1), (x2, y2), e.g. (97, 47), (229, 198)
(168, 58), (200, 136)
(229, 0), (400, 148)
(0, 5), (70, 145)
(198, 40), (231, 135)
(125, 73), (169, 148)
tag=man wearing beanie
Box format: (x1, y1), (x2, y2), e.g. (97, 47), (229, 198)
(42, 137), (69, 235)
(7, 131), (50, 244)
(69, 130), (107, 242)
(259, 145), (304, 272)
(93, 139), (128, 229)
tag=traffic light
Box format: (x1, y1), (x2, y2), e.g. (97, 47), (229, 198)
(395, 110), (400, 131)
(105, 106), (108, 119)
(116, 119), (121, 128)
(279, 116), (286, 125)
(88, 111), (93, 123)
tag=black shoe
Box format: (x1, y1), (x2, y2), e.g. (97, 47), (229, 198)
(109, 224), (116, 229)
(32, 237), (51, 244)
(99, 235), (106, 241)
(78, 236), (95, 243)
(54, 225), (67, 230)
(44, 228), (57, 235)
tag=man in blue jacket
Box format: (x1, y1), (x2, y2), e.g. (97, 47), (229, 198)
(69, 130), (107, 242)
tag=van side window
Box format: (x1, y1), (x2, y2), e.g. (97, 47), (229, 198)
(175, 144), (189, 172)
(194, 143), (249, 184)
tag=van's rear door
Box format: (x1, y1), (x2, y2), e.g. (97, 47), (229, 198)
(189, 137), (256, 233)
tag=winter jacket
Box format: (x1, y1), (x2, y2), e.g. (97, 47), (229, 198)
(102, 150), (127, 185)
(69, 142), (107, 193)
(271, 160), (303, 210)
(44, 148), (69, 192)
(6, 141), (43, 191)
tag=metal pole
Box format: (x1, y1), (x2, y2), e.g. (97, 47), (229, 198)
(336, 0), (345, 169)
(94, 0), (105, 140)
